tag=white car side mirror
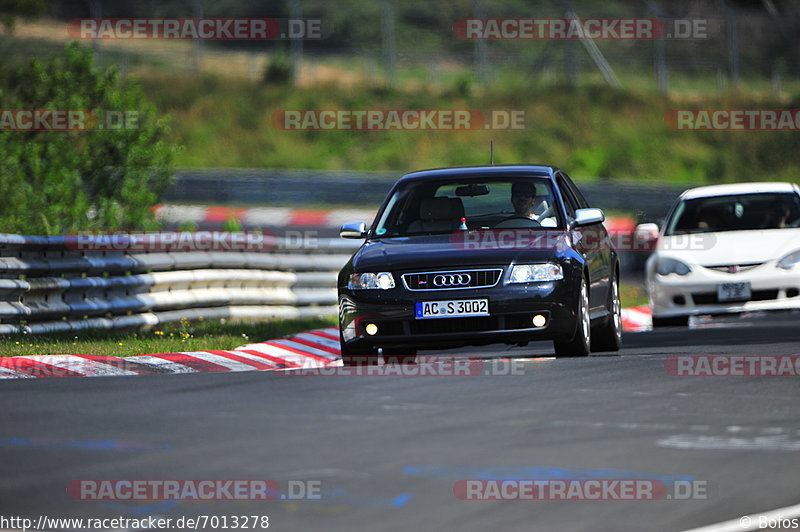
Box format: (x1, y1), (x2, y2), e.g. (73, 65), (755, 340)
(634, 223), (660, 244)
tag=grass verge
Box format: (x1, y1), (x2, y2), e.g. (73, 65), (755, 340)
(620, 281), (649, 308)
(0, 316), (337, 358)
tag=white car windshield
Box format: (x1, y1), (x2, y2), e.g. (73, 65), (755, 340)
(373, 177), (563, 237)
(664, 192), (800, 235)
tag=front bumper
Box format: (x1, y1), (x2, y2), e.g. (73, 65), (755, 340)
(648, 263), (800, 318)
(339, 279), (579, 350)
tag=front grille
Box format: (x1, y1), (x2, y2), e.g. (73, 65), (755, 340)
(703, 263), (763, 274)
(401, 269), (502, 291)
(692, 289), (779, 305)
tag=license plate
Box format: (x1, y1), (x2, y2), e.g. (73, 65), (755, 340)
(717, 282), (751, 302)
(415, 299), (489, 319)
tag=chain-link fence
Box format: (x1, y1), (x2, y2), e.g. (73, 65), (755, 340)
(8, 0), (798, 94)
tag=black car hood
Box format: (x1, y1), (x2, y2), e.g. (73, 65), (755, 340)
(352, 232), (571, 272)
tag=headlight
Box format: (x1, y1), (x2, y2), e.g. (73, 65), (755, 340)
(656, 257), (692, 276)
(348, 272), (396, 290)
(777, 249), (800, 270)
(509, 263), (564, 283)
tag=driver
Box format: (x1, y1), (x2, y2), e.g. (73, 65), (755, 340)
(511, 181), (557, 227)
(511, 181), (536, 218)
(761, 200), (792, 229)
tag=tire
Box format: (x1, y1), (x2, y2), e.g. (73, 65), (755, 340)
(381, 347), (417, 365)
(652, 315), (689, 328)
(591, 272), (622, 352)
(554, 275), (591, 357)
(339, 331), (378, 366)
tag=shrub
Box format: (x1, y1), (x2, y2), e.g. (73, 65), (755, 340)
(0, 42), (179, 235)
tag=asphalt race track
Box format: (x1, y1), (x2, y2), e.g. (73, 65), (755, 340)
(2, 312), (799, 532)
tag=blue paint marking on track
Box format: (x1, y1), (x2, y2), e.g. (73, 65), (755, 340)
(401, 466), (693, 484)
(299, 489), (413, 508)
(0, 438), (172, 452)
(392, 493), (413, 507)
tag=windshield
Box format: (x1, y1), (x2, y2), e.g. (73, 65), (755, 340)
(373, 176), (563, 237)
(664, 192), (800, 235)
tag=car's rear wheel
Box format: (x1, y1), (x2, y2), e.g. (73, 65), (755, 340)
(381, 347), (417, 365)
(339, 331), (378, 366)
(591, 272), (622, 352)
(554, 275), (591, 357)
(652, 316), (689, 328)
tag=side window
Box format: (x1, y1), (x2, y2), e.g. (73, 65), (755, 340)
(560, 171), (590, 209)
(556, 175), (579, 220)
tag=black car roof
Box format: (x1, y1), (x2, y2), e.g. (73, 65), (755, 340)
(398, 165), (558, 183)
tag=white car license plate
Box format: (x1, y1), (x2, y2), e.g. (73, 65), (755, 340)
(717, 282), (751, 302)
(415, 299), (489, 319)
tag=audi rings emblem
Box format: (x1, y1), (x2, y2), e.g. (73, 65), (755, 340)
(433, 273), (471, 287)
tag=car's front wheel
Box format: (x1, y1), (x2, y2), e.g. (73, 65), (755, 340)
(554, 275), (591, 357)
(591, 272), (622, 352)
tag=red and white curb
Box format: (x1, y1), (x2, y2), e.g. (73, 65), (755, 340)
(153, 205), (377, 228)
(0, 313), (653, 379)
(0, 327), (341, 379)
(621, 305), (652, 332)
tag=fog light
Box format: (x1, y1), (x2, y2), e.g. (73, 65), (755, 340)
(365, 323), (378, 336)
(532, 314), (547, 327)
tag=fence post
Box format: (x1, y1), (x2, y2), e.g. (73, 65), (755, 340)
(725, 5), (740, 87)
(86, 0), (102, 60)
(289, 0), (304, 84)
(379, 0), (397, 85)
(648, 1), (668, 95)
(472, 0), (488, 85)
(190, 0), (204, 75)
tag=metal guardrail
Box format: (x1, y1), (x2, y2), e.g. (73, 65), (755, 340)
(0, 233), (360, 335)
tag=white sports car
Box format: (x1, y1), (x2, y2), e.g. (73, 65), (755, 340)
(643, 182), (800, 327)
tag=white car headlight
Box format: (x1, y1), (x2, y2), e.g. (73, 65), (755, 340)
(348, 272), (396, 290)
(509, 263), (564, 283)
(656, 257), (692, 276)
(777, 249), (800, 270)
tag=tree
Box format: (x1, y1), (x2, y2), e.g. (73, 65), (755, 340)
(0, 42), (179, 235)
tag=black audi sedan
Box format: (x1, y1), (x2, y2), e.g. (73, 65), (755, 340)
(337, 165), (621, 365)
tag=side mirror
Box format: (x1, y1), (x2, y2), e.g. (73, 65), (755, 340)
(340, 222), (368, 239)
(573, 208), (605, 227)
(634, 223), (659, 240)
(634, 222), (660, 243)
